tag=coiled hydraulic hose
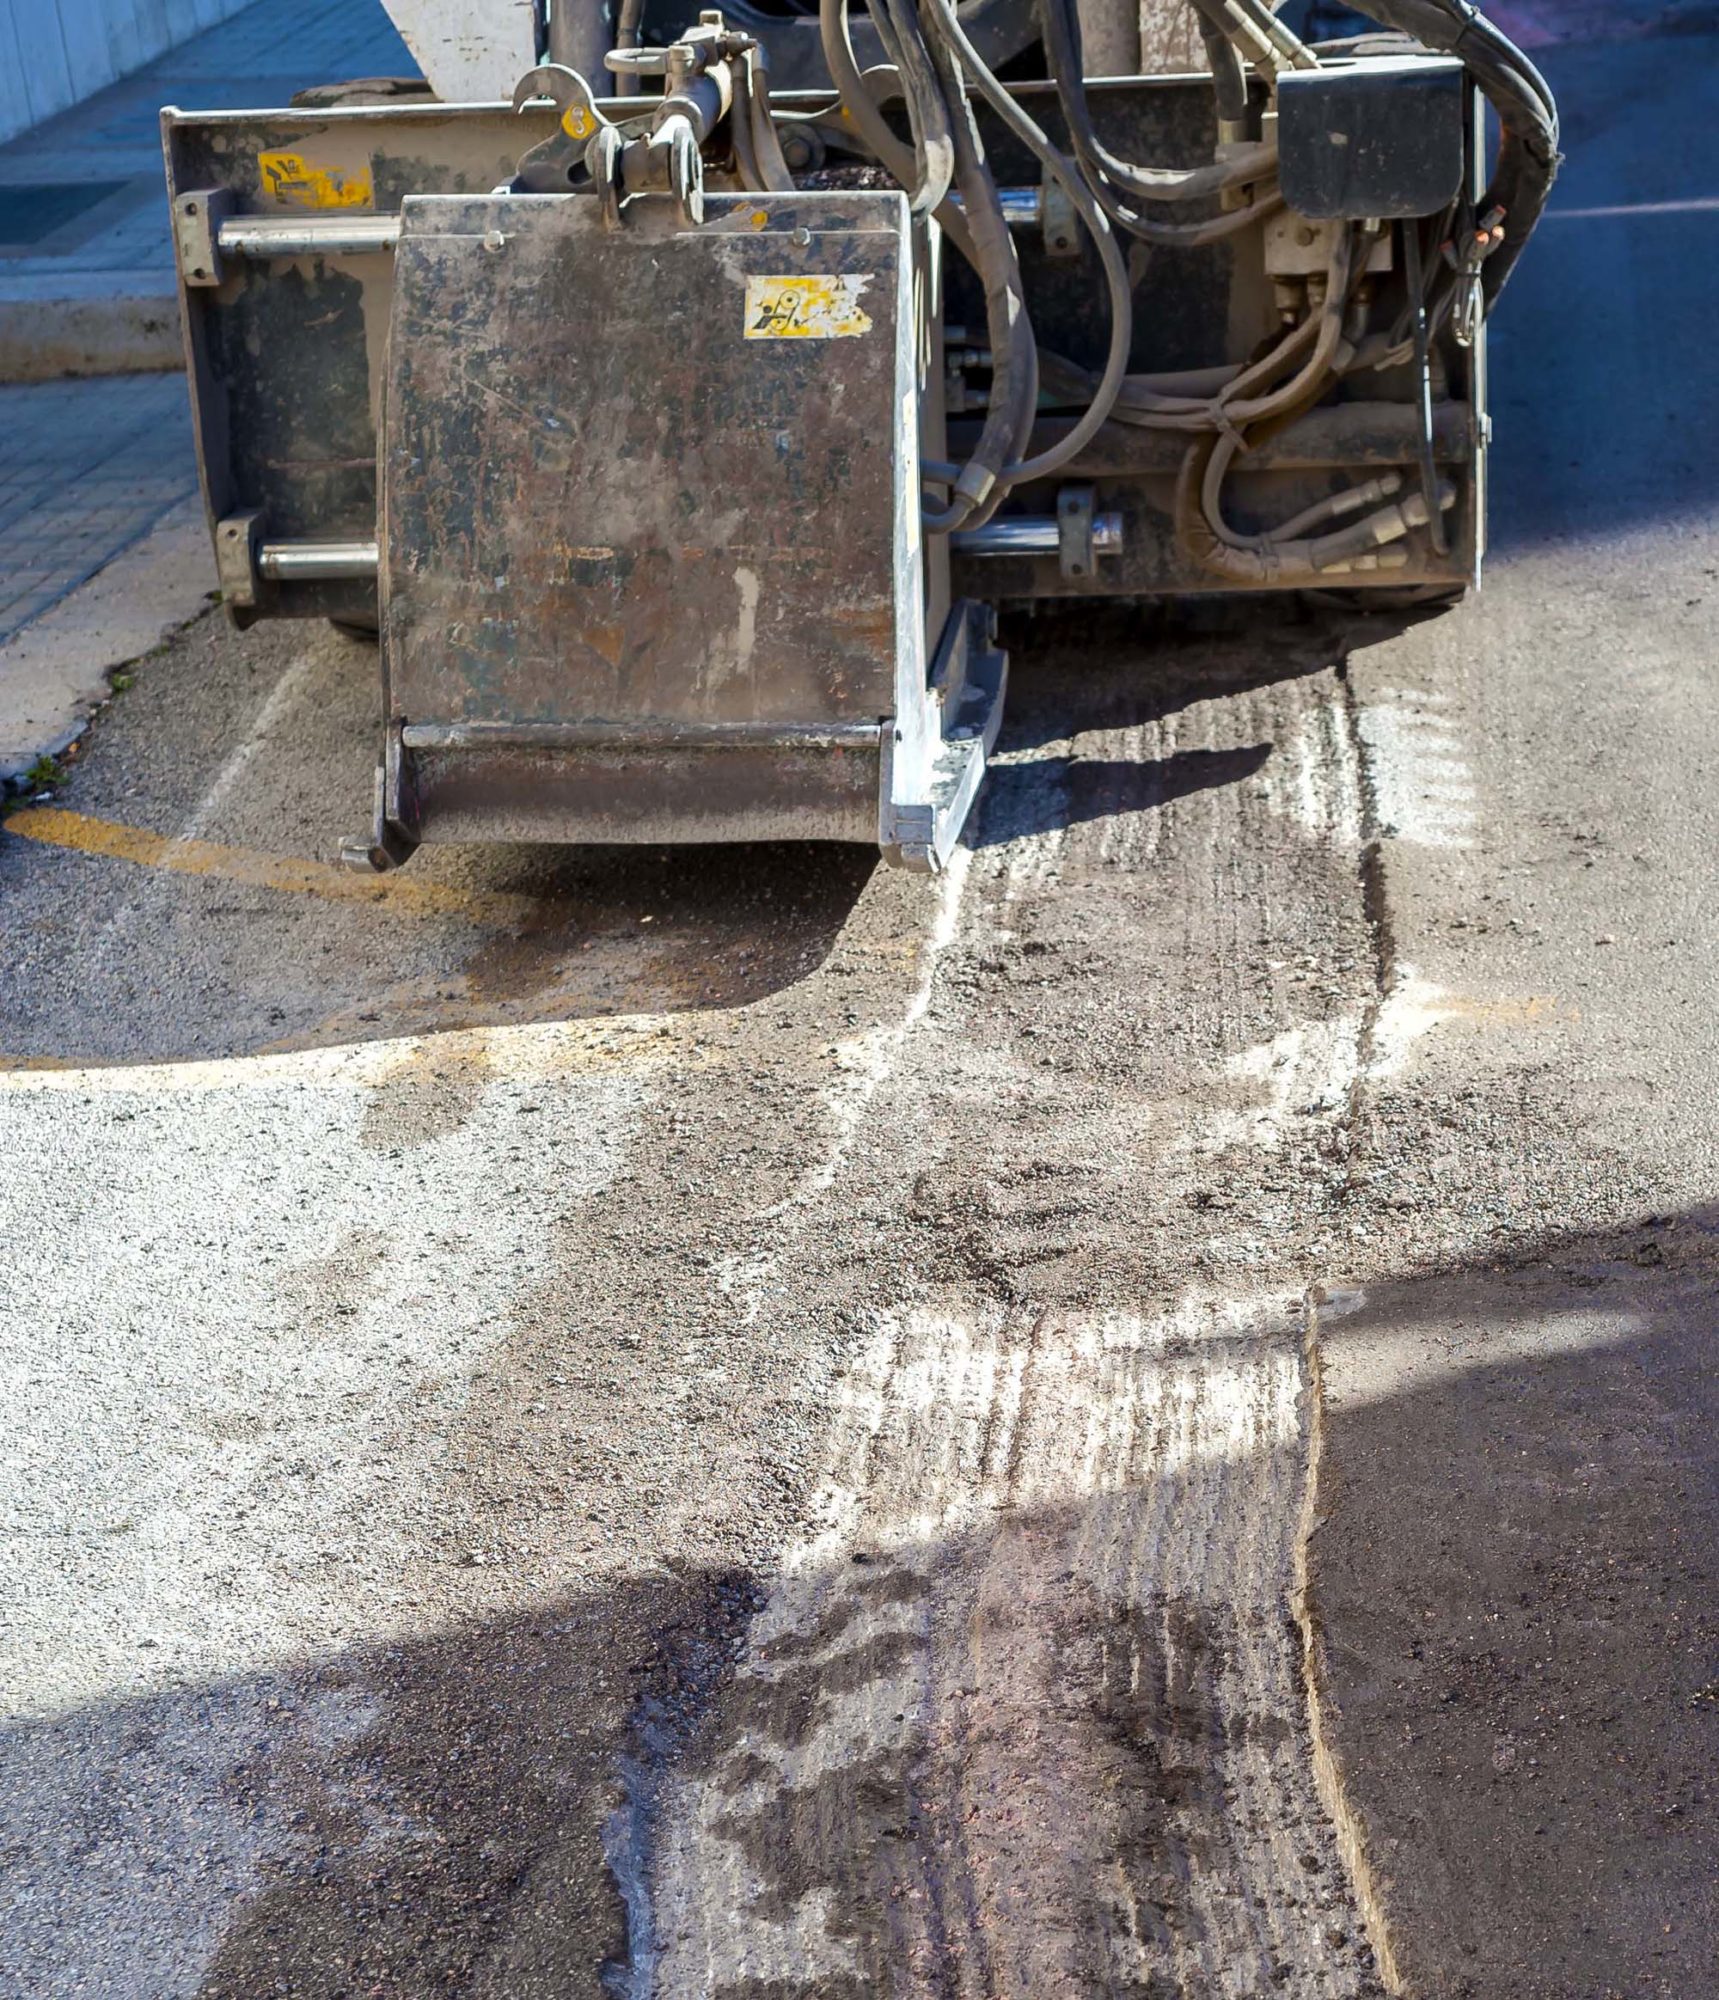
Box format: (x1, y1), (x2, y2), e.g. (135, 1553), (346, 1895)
(918, 0), (1135, 489)
(1348, 0), (1560, 302)
(1035, 0), (1285, 243)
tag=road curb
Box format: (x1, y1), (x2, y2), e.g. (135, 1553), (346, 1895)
(0, 295), (183, 383)
(0, 497), (213, 789)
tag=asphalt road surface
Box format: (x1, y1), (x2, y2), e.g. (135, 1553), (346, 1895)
(3, 17), (1717, 2000)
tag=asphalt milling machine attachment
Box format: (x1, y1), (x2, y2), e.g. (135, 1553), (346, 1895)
(162, 0), (1558, 873)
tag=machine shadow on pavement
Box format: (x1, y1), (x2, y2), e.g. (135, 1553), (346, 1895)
(977, 595), (1393, 845)
(0, 596), (1377, 1072)
(4, 1205), (1712, 2000)
(0, 614), (884, 1069)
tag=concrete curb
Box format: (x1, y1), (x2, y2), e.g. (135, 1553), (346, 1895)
(0, 294), (183, 383)
(0, 496), (214, 787)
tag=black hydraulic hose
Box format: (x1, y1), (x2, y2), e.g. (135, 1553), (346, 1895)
(918, 0), (1134, 488)
(816, 0), (978, 262)
(919, 23), (1039, 531)
(1035, 0), (1277, 209)
(1196, 9), (1248, 128)
(1034, 0), (1285, 244)
(1087, 172), (1285, 244)
(818, 0), (924, 192)
(875, 0), (956, 214)
(1345, 0), (1559, 302)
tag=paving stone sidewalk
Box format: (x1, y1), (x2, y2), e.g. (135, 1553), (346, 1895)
(0, 0), (413, 376)
(0, 0), (414, 777)
(0, 375), (199, 645)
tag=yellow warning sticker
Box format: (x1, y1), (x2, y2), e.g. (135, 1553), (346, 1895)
(744, 274), (874, 340)
(560, 105), (595, 140)
(257, 150), (374, 210)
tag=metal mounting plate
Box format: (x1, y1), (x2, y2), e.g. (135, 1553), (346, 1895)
(379, 188), (922, 850)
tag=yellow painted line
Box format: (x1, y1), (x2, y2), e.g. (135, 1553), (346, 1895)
(0, 1013), (720, 1094)
(4, 807), (545, 929)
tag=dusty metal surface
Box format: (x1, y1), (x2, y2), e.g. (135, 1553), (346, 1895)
(162, 101), (571, 626)
(164, 79), (1481, 634)
(378, 190), (919, 850)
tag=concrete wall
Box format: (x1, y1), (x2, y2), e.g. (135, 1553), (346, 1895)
(0, 0), (256, 146)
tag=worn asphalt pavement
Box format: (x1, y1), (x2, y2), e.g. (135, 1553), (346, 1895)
(2, 16), (1716, 2000)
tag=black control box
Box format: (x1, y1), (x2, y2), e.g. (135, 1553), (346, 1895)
(1277, 53), (1467, 219)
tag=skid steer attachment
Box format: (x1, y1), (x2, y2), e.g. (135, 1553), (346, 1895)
(367, 189), (1000, 872)
(163, 0), (1557, 873)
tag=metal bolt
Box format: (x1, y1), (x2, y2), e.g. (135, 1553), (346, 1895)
(792, 226), (811, 247)
(483, 228), (507, 252)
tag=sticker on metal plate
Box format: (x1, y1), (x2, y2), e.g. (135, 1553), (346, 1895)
(744, 274), (873, 339)
(258, 151), (374, 210)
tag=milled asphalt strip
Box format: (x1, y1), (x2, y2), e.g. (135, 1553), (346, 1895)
(647, 1294), (1376, 1999)
(631, 658), (1396, 1997)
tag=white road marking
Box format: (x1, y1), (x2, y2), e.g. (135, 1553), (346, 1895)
(1354, 690), (1478, 849)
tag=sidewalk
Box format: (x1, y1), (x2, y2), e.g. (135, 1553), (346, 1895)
(0, 375), (211, 783)
(0, 0), (414, 379)
(0, 0), (415, 783)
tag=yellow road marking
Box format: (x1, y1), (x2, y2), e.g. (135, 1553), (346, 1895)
(4, 807), (547, 929)
(0, 1013), (718, 1093)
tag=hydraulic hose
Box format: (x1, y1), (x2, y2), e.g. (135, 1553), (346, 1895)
(1196, 10), (1249, 131)
(817, 0), (978, 262)
(1345, 0), (1560, 302)
(874, 0), (956, 213)
(1036, 0), (1279, 211)
(918, 0), (1135, 489)
(1177, 435), (1454, 578)
(745, 43), (798, 192)
(918, 24), (1038, 531)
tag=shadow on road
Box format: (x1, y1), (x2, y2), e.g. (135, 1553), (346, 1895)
(0, 596), (1360, 1071)
(4, 1206), (1715, 1999)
